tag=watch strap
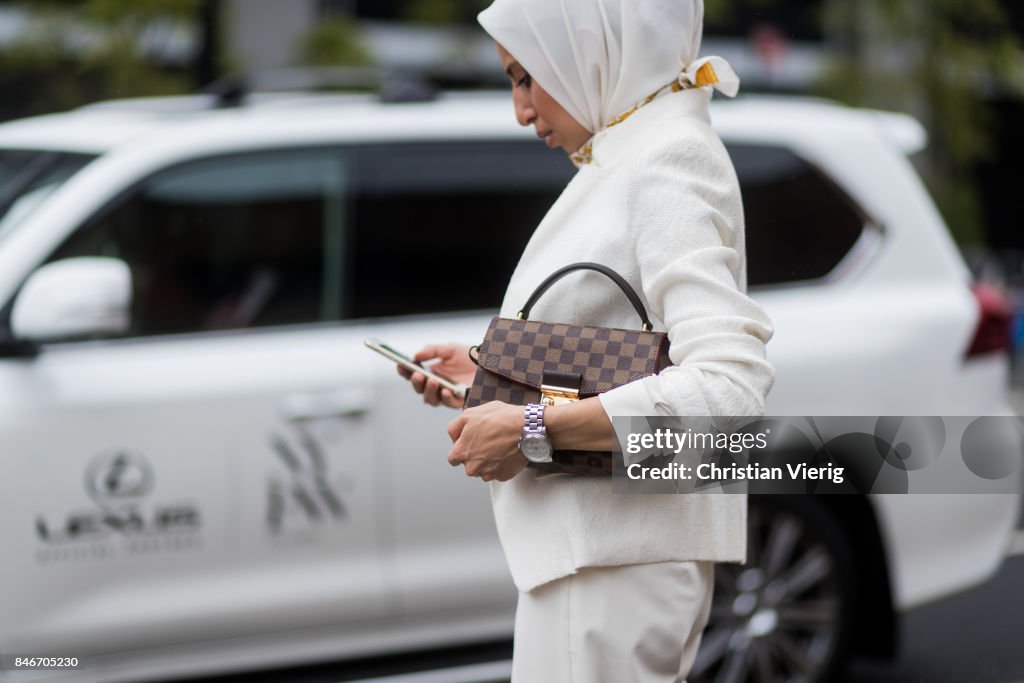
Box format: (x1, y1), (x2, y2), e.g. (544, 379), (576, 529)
(523, 403), (546, 436)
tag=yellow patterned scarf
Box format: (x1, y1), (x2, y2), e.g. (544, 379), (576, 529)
(569, 61), (724, 168)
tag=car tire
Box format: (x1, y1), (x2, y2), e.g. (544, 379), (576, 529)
(689, 494), (859, 683)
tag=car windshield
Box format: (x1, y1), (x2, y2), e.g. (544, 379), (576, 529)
(0, 149), (96, 245)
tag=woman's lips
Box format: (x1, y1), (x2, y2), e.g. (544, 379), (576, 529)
(538, 130), (554, 147)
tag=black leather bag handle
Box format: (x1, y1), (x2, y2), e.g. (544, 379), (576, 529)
(518, 262), (654, 332)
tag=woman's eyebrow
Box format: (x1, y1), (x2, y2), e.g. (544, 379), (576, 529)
(505, 63), (522, 78)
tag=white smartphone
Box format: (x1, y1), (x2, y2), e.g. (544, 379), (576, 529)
(364, 338), (467, 399)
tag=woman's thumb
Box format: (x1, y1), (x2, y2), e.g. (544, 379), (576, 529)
(412, 345), (441, 363)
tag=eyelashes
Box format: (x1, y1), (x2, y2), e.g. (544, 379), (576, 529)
(508, 69), (531, 90)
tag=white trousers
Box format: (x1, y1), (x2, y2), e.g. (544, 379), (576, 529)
(511, 561), (714, 683)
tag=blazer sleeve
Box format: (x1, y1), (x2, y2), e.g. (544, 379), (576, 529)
(597, 132), (776, 429)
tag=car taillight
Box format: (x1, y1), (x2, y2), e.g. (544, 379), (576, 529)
(965, 282), (1012, 358)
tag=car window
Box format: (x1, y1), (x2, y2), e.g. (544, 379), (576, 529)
(40, 139), (865, 340)
(347, 141), (865, 313)
(48, 149), (347, 337)
(347, 141), (574, 319)
(0, 150), (95, 244)
(728, 144), (867, 287)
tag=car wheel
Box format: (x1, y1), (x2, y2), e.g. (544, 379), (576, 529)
(689, 495), (858, 683)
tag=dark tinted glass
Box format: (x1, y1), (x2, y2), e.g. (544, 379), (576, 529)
(49, 150), (347, 337)
(0, 150), (34, 189)
(347, 142), (574, 318)
(0, 151), (95, 242)
(729, 144), (866, 287)
(42, 140), (863, 337)
(348, 141), (864, 319)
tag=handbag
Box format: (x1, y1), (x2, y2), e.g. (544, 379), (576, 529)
(464, 262), (673, 476)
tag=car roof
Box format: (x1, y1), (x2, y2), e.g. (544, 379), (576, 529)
(0, 90), (927, 157)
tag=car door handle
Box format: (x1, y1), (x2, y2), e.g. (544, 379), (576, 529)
(279, 390), (373, 421)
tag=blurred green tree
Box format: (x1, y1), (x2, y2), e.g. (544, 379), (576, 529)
(707, 0), (1024, 245)
(818, 0), (1023, 245)
(400, 0), (489, 25)
(300, 15), (371, 67)
(0, 0), (216, 120)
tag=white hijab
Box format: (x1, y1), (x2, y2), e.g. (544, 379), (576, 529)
(477, 0), (739, 135)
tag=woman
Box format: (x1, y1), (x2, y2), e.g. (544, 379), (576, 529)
(398, 1), (775, 680)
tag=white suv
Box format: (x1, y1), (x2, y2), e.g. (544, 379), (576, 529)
(0, 90), (1018, 683)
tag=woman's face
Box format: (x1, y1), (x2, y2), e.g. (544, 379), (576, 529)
(495, 43), (592, 154)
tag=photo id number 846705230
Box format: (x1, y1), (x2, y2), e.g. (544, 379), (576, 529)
(4, 656), (81, 671)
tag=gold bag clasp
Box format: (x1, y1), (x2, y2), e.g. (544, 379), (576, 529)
(540, 385), (580, 407)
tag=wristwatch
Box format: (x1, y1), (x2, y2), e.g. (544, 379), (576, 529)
(519, 403), (554, 463)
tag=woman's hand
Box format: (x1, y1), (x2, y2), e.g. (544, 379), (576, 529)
(397, 343), (476, 409)
(447, 402), (528, 482)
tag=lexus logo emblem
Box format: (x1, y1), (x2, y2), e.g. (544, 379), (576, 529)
(85, 450), (155, 503)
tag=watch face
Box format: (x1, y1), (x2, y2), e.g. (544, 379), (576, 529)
(521, 435), (553, 462)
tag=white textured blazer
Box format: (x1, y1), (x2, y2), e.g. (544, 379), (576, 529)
(490, 86), (776, 593)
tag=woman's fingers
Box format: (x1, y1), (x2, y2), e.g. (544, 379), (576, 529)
(413, 345), (444, 363)
(403, 372), (443, 405)
(440, 388), (462, 409)
(414, 343), (460, 364)
(422, 378), (443, 406)
(395, 344), (469, 410)
(409, 371), (422, 391)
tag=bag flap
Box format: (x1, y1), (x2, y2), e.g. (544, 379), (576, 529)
(476, 316), (669, 396)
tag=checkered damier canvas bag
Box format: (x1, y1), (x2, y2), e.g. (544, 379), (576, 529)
(464, 263), (673, 476)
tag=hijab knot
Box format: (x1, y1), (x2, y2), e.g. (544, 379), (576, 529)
(678, 56), (741, 98)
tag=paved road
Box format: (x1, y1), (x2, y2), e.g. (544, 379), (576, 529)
(844, 554), (1024, 683)
(841, 493), (1024, 683)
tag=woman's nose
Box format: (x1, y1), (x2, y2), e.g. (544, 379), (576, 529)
(513, 93), (536, 127)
